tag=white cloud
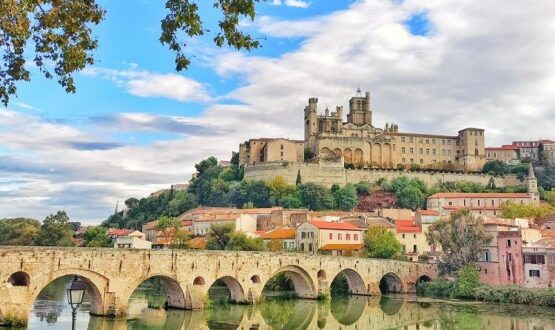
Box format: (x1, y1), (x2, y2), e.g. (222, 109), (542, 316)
(83, 66), (210, 102)
(269, 0), (311, 8)
(3, 0), (555, 223)
(14, 102), (34, 110)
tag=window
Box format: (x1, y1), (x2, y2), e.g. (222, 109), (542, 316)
(442, 139), (446, 145)
(426, 148), (430, 155)
(354, 234), (359, 240)
(442, 149), (446, 156)
(525, 254), (545, 264)
(409, 137), (414, 143)
(419, 148), (423, 154)
(413, 234), (417, 238)
(413, 245), (417, 253)
(401, 137), (405, 142)
(432, 149), (436, 155)
(426, 139), (429, 144)
(346, 234), (351, 240)
(447, 150), (452, 156)
(529, 270), (540, 277)
(402, 158), (406, 163)
(309, 243), (313, 252)
(420, 159), (423, 164)
(410, 148), (414, 154)
(280, 151), (284, 157)
(432, 139), (436, 144)
(482, 251), (490, 262)
(402, 234), (405, 238)
(507, 239), (511, 247)
(410, 158), (414, 163)
(281, 144), (284, 150)
(301, 232), (306, 239)
(329, 233), (332, 239)
(338, 233), (342, 240)
(507, 253), (512, 262)
(402, 147), (406, 153)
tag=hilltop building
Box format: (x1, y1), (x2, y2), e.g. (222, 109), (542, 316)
(238, 91), (487, 172)
(427, 165), (540, 216)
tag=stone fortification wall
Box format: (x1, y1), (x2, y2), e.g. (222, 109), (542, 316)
(244, 162), (521, 187)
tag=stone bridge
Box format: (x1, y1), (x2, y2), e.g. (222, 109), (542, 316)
(0, 247), (436, 323)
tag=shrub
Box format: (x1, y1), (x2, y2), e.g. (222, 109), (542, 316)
(2, 315), (27, 328)
(452, 265), (480, 298)
(416, 279), (454, 298)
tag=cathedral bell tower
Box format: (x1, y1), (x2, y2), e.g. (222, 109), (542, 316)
(304, 97), (318, 150)
(526, 164), (540, 206)
(347, 89), (372, 127)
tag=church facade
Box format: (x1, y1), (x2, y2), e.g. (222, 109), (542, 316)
(305, 91), (486, 171)
(239, 91), (487, 172)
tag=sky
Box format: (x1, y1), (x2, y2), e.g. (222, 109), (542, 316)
(1, 0), (555, 224)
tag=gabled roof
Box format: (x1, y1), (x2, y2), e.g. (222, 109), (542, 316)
(418, 210), (439, 216)
(395, 219), (422, 233)
(307, 221), (363, 231)
(108, 229), (132, 236)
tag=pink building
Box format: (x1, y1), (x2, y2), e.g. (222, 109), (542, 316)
(479, 229), (525, 286)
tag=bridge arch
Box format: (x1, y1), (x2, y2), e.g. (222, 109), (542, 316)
(330, 295), (366, 325)
(207, 276), (246, 304)
(30, 269), (108, 316)
(264, 265), (316, 299)
(330, 269), (366, 295)
(125, 274), (186, 312)
(379, 272), (403, 294)
(7, 271), (30, 286)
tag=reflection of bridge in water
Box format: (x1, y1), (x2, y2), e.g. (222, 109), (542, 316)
(87, 296), (438, 330)
(0, 247), (436, 323)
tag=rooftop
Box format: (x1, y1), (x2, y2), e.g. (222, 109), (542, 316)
(262, 228), (296, 240)
(428, 192), (530, 199)
(308, 220), (363, 231)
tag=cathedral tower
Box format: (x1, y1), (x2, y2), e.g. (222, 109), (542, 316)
(526, 164), (540, 206)
(347, 90), (372, 126)
(304, 97), (318, 149)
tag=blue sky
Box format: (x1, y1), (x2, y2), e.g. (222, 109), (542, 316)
(2, 0), (555, 223)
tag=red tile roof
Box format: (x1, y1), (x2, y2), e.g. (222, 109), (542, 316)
(262, 228), (296, 240)
(108, 229), (132, 236)
(395, 220), (422, 233)
(320, 243), (364, 251)
(189, 237), (207, 249)
(418, 210), (439, 216)
(428, 193), (529, 199)
(308, 221), (363, 231)
(486, 145), (520, 151)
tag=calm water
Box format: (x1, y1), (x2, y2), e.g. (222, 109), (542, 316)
(8, 276), (555, 329)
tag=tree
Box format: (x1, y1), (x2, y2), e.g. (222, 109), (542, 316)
(230, 180), (270, 208)
(452, 265), (480, 298)
(1, 1), (261, 106)
(296, 170), (302, 186)
(83, 227), (111, 247)
(167, 191), (197, 216)
(227, 232), (265, 251)
(0, 218), (41, 246)
(333, 184), (358, 211)
(297, 183), (334, 211)
(426, 208), (492, 275)
(169, 229), (191, 249)
(304, 147), (314, 161)
(206, 223), (235, 250)
(267, 176), (296, 205)
(364, 226), (403, 259)
(156, 216), (181, 234)
(501, 201), (555, 219)
(546, 189), (555, 207)
(68, 222), (82, 232)
(396, 185), (426, 210)
(34, 211), (74, 247)
(482, 160), (510, 176)
(266, 239), (283, 252)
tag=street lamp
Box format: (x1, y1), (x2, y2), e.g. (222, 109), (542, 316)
(67, 276), (86, 330)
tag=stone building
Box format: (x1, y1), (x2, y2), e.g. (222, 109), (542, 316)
(239, 138), (304, 166)
(427, 165), (540, 216)
(296, 220), (364, 256)
(540, 140), (555, 165)
(485, 145), (520, 165)
(304, 91), (486, 171)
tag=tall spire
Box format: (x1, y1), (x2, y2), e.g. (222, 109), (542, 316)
(528, 163), (535, 179)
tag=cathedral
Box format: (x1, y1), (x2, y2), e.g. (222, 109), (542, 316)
(240, 91), (486, 172)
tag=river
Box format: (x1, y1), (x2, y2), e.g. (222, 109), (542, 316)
(7, 276), (555, 329)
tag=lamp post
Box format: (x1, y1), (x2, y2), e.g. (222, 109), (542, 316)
(67, 276), (86, 330)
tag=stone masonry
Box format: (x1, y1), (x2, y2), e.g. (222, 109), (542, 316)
(0, 247), (436, 323)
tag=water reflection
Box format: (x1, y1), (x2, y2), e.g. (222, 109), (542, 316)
(19, 277), (555, 330)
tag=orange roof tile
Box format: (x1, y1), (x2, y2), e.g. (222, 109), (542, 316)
(308, 221), (363, 231)
(320, 243), (364, 251)
(428, 193), (529, 199)
(418, 210), (439, 216)
(262, 228), (296, 240)
(189, 237), (207, 249)
(108, 229), (132, 236)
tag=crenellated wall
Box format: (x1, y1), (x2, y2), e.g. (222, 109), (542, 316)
(244, 161), (521, 188)
(0, 247), (436, 324)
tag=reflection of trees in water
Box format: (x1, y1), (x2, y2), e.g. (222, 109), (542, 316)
(32, 275), (91, 324)
(205, 304), (247, 330)
(130, 277), (171, 310)
(262, 272), (296, 298)
(259, 298), (316, 329)
(330, 295), (366, 326)
(378, 296), (404, 315)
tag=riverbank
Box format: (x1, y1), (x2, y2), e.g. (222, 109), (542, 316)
(417, 279), (555, 307)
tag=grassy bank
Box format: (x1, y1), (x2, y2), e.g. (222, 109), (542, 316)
(418, 280), (555, 307)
